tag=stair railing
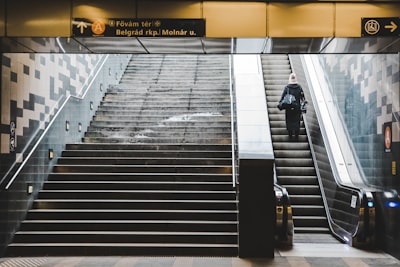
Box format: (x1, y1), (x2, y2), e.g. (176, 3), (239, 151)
(290, 54), (376, 248)
(229, 54), (239, 188)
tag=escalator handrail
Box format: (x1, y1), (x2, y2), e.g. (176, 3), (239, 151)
(292, 54), (375, 246)
(274, 163), (294, 247)
(302, 114), (365, 242)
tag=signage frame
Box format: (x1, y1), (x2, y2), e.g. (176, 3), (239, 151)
(72, 18), (206, 38)
(361, 17), (400, 37)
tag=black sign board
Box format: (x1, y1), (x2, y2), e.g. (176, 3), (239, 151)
(72, 18), (205, 37)
(9, 121), (15, 152)
(384, 122), (392, 153)
(362, 17), (400, 37)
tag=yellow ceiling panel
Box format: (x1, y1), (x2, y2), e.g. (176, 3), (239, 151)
(73, 0), (136, 18)
(204, 1), (267, 38)
(7, 0), (70, 37)
(138, 1), (202, 18)
(268, 3), (335, 37)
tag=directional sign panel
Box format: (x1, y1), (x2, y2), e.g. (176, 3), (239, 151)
(362, 17), (400, 37)
(72, 18), (205, 37)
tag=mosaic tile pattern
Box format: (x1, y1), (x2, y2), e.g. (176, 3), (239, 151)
(0, 53), (103, 180)
(319, 54), (400, 188)
(1, 53), (101, 156)
(321, 54), (399, 136)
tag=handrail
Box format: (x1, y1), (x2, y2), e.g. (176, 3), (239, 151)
(303, 55), (365, 186)
(274, 164), (293, 247)
(302, 113), (361, 242)
(2, 55), (109, 190)
(229, 54), (238, 188)
(293, 54), (376, 247)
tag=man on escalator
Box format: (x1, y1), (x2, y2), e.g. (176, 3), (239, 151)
(278, 73), (305, 141)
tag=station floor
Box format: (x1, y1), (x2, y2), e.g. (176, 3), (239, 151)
(1, 242), (399, 267)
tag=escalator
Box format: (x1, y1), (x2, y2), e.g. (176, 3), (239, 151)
(262, 55), (332, 241)
(264, 54), (376, 247)
(261, 55), (376, 248)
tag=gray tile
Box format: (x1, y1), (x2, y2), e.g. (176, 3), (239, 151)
(192, 257), (232, 267)
(134, 257), (175, 267)
(362, 257), (400, 267)
(77, 257), (120, 267)
(305, 257), (348, 267)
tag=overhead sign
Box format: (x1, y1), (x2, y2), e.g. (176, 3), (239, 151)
(362, 17), (400, 37)
(72, 18), (205, 37)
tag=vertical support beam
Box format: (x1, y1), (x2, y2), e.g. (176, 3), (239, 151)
(233, 55), (275, 258)
(239, 159), (274, 258)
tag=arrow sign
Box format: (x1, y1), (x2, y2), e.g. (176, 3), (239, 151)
(77, 21), (88, 34)
(362, 17), (400, 36)
(385, 21), (398, 33)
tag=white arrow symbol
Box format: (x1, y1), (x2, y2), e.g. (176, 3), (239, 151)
(385, 21), (398, 32)
(77, 21), (88, 34)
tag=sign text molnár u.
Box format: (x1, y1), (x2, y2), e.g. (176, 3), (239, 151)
(73, 18), (205, 37)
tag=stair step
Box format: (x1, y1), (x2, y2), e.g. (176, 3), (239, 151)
(12, 231), (238, 244)
(52, 165), (232, 174)
(84, 133), (232, 140)
(291, 205), (326, 216)
(293, 215), (329, 228)
(276, 166), (316, 176)
(275, 158), (314, 167)
(100, 100), (231, 105)
(284, 185), (321, 195)
(61, 150), (232, 157)
(89, 121), (232, 127)
(294, 227), (331, 234)
(33, 199), (238, 210)
(87, 125), (233, 132)
(6, 243), (238, 257)
(43, 181), (233, 191)
(277, 175), (319, 185)
(286, 195), (324, 205)
(19, 220), (238, 232)
(65, 143), (232, 151)
(37, 190), (237, 200)
(56, 157), (232, 165)
(47, 173), (233, 182)
(26, 209), (238, 221)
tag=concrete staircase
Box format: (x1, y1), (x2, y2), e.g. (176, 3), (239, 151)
(6, 55), (238, 256)
(261, 55), (330, 236)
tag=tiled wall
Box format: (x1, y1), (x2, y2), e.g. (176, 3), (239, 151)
(0, 52), (131, 256)
(0, 53), (102, 177)
(319, 54), (400, 190)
